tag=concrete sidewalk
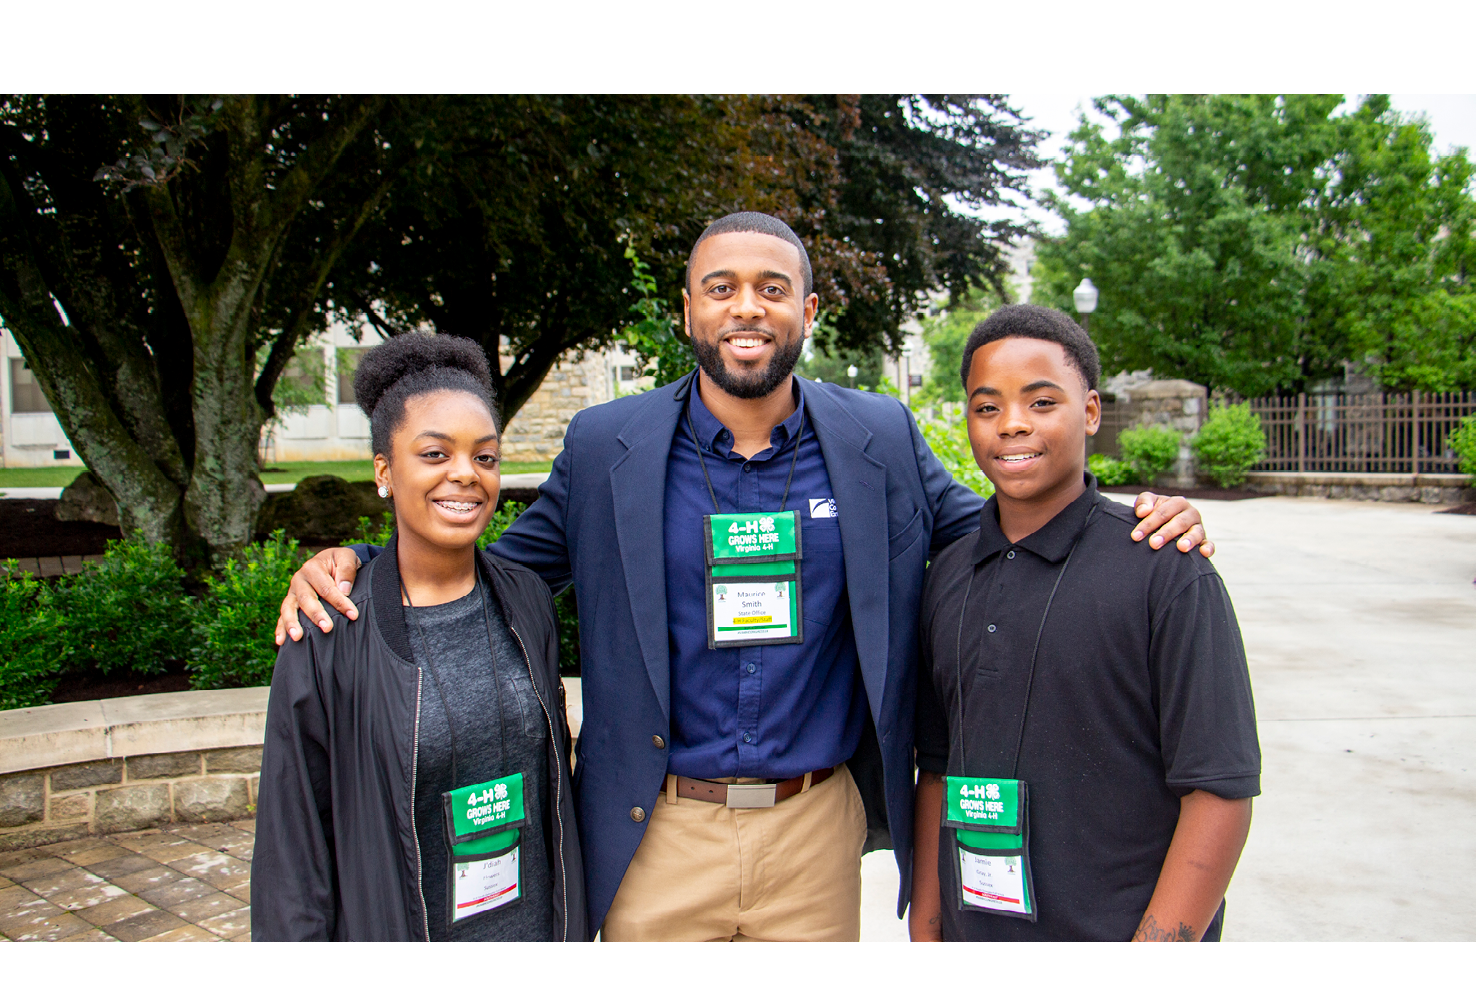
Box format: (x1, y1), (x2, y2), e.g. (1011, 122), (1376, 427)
(859, 493), (1476, 941)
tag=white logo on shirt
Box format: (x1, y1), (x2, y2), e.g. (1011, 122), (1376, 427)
(809, 498), (838, 519)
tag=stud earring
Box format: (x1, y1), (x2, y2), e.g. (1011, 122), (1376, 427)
(378, 486), (390, 498)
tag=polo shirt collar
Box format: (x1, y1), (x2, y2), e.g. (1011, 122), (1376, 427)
(687, 374), (806, 455)
(973, 473), (1102, 565)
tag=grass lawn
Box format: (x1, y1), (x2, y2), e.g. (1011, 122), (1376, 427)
(0, 459), (553, 488)
(0, 465), (85, 487)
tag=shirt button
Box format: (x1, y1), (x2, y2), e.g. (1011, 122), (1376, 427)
(742, 732), (754, 743)
(746, 662), (756, 674)
(988, 624), (997, 633)
(630, 806), (646, 823)
(1007, 550), (1016, 559)
(652, 735), (665, 749)
(743, 462), (752, 472)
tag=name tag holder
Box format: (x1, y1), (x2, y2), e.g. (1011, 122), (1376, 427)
(941, 776), (1037, 921)
(703, 510), (804, 649)
(441, 772), (527, 922)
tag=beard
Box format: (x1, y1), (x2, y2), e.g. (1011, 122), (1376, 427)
(691, 331), (806, 400)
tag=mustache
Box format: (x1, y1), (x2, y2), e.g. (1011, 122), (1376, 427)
(717, 327), (776, 341)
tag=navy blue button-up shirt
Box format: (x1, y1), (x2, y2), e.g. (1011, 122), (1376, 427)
(662, 377), (867, 780)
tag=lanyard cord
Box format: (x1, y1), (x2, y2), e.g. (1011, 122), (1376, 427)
(685, 400), (805, 515)
(403, 565), (509, 790)
(953, 503), (1099, 780)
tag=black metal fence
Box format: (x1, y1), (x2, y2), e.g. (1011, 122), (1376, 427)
(1244, 391), (1475, 475)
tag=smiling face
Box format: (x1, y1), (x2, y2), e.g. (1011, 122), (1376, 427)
(374, 389), (501, 558)
(965, 336), (1101, 520)
(682, 231), (820, 399)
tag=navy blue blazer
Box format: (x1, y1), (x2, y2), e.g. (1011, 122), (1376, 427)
(488, 371), (983, 933)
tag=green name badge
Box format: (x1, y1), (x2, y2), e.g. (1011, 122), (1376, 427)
(445, 772), (525, 857)
(703, 511), (804, 649)
(942, 776), (1036, 920)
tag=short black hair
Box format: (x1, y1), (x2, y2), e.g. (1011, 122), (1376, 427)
(959, 304), (1101, 392)
(685, 212), (813, 297)
(354, 332), (500, 458)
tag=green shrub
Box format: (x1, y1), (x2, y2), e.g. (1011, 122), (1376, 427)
(1118, 426), (1182, 484)
(1088, 453), (1137, 487)
(190, 531), (302, 690)
(918, 409), (996, 498)
(1192, 402), (1268, 488)
(48, 533), (194, 677)
(1450, 414), (1476, 487)
(0, 566), (66, 710)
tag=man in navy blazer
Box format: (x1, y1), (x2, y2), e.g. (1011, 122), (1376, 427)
(277, 212), (1211, 940)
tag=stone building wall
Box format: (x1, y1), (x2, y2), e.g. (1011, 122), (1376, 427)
(499, 348), (617, 463)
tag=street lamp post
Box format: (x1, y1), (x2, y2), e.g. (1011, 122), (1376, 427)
(846, 364), (858, 388)
(901, 340), (915, 406)
(1073, 278), (1099, 333)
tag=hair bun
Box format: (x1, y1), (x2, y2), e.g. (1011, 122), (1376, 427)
(354, 333), (494, 419)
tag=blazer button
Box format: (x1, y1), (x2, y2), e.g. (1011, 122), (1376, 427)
(630, 806), (646, 823)
(652, 735), (666, 749)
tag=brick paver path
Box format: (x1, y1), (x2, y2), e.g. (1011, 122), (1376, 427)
(0, 820), (254, 942)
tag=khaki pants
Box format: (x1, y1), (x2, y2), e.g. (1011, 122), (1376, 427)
(601, 762), (868, 941)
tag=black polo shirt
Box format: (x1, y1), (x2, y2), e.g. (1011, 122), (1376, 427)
(915, 476), (1260, 941)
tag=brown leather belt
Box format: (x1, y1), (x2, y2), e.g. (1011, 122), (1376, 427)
(661, 767), (835, 809)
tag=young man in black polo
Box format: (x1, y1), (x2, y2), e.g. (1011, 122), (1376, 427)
(909, 305), (1260, 942)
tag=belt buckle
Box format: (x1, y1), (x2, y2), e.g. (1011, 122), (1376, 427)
(725, 783), (777, 809)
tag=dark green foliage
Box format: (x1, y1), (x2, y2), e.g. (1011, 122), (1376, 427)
(1192, 403), (1268, 488)
(1088, 453), (1137, 488)
(620, 248), (696, 387)
(189, 532), (303, 690)
(1117, 427), (1182, 484)
(0, 567), (65, 710)
(49, 534), (194, 678)
(795, 320), (884, 391)
(1447, 414), (1476, 486)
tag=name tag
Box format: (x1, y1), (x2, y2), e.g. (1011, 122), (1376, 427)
(442, 773), (526, 922)
(703, 511), (803, 649)
(943, 776), (1037, 922)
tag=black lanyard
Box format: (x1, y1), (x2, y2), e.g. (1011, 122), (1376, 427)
(685, 399), (805, 515)
(954, 503), (1099, 778)
(403, 564), (509, 791)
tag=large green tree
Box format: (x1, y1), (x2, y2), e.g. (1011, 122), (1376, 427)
(0, 95), (407, 565)
(1032, 94), (1476, 395)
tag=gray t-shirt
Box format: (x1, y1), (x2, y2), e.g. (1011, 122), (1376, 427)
(407, 578), (556, 941)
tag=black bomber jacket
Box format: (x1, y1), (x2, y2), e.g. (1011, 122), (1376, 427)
(251, 538), (587, 941)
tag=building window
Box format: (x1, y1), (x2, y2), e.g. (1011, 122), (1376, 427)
(10, 359), (51, 413)
(337, 348), (372, 404)
(274, 348), (327, 408)
(618, 366), (638, 382)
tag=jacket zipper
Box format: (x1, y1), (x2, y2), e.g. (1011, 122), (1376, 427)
(410, 666), (430, 941)
(509, 623), (569, 943)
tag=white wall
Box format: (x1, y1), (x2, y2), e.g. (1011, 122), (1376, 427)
(0, 330), (79, 468)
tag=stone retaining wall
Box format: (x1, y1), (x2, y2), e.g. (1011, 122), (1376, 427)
(1243, 471), (1475, 504)
(0, 688), (268, 851)
(0, 746), (261, 850)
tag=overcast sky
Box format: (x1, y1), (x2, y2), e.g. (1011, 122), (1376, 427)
(1004, 93), (1476, 235)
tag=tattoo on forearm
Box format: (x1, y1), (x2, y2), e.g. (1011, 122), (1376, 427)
(1133, 913), (1195, 941)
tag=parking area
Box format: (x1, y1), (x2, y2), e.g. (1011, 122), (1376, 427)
(860, 493), (1476, 941)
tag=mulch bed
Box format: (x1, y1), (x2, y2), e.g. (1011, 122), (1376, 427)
(49, 666), (195, 703)
(0, 498), (120, 558)
(1099, 484), (1273, 501)
(1438, 501), (1476, 515)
